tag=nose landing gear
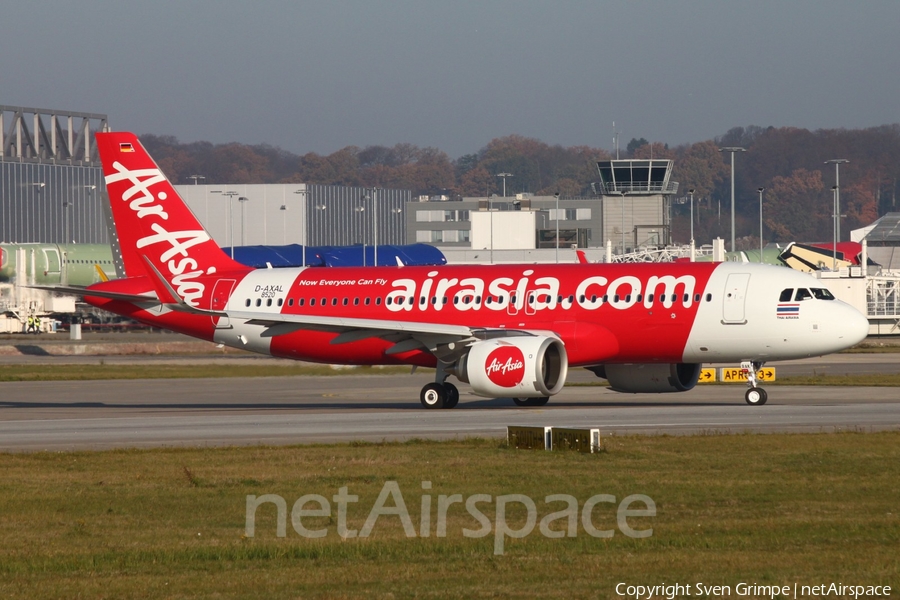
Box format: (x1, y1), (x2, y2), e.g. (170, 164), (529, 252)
(741, 360), (768, 405)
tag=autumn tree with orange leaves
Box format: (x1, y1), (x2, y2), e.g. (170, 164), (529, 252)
(139, 124), (900, 245)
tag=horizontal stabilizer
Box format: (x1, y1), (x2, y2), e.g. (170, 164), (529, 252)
(27, 284), (158, 304)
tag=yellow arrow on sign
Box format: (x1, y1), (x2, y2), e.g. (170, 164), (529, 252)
(698, 368), (717, 383)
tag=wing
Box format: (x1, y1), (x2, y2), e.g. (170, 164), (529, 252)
(32, 277), (536, 361)
(226, 309), (518, 359)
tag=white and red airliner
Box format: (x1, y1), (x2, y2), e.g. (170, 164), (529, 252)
(45, 132), (870, 407)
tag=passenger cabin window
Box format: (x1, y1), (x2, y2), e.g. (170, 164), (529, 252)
(795, 288), (812, 301)
(779, 289), (794, 302)
(811, 288), (835, 300)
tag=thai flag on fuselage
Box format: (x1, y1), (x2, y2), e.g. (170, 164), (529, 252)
(777, 303), (800, 318)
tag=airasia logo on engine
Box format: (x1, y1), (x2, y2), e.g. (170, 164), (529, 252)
(485, 345), (526, 388)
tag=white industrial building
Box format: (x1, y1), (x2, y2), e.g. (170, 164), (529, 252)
(176, 184), (409, 249)
(406, 159), (679, 263)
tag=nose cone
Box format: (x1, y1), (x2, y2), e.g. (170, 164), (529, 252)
(840, 304), (870, 348)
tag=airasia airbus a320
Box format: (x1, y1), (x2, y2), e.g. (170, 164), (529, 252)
(45, 132), (869, 408)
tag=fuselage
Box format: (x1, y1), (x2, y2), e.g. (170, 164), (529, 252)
(85, 260), (869, 368)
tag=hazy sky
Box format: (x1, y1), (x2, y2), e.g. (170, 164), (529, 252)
(3, 1), (899, 158)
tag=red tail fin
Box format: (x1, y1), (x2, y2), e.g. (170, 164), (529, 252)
(96, 132), (250, 306)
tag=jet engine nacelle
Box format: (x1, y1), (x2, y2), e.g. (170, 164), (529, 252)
(455, 336), (568, 398)
(602, 363), (701, 393)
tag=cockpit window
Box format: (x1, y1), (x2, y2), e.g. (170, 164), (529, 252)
(779, 288), (793, 302)
(795, 288), (812, 301)
(811, 288), (835, 300)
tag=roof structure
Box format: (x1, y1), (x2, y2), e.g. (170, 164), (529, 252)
(853, 212), (900, 245)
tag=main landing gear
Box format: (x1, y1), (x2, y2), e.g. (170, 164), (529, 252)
(420, 382), (459, 409)
(420, 361), (460, 409)
(742, 360), (768, 406)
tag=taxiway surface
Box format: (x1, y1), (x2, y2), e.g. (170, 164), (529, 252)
(1, 353), (898, 451)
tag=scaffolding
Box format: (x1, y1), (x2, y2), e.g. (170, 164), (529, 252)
(868, 277), (900, 317)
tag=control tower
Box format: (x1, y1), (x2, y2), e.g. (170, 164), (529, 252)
(594, 159), (678, 253)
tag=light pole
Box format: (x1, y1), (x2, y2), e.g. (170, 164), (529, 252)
(279, 204), (287, 245)
(63, 200), (71, 244)
(825, 159), (849, 261)
(554, 192), (560, 263)
(294, 189), (308, 266)
(188, 175), (205, 185)
(212, 191), (240, 258)
(719, 147), (746, 252)
(489, 194), (495, 264)
(355, 205), (366, 266)
(496, 173), (513, 198)
(757, 187), (765, 263)
(688, 188), (695, 245)
(238, 196), (249, 247)
(315, 204), (327, 260)
(831, 185), (839, 270)
(372, 187), (382, 266)
(688, 189), (695, 262)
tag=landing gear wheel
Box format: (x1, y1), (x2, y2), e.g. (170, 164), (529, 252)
(512, 397), (550, 407)
(420, 383), (447, 409)
(745, 387), (768, 406)
(443, 383), (460, 409)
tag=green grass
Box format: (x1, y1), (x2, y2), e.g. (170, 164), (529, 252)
(842, 344), (900, 353)
(771, 374), (900, 386)
(0, 434), (897, 598)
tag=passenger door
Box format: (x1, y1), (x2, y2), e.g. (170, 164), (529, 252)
(722, 273), (750, 324)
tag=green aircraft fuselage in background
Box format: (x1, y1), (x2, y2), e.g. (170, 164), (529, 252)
(0, 243), (117, 286)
